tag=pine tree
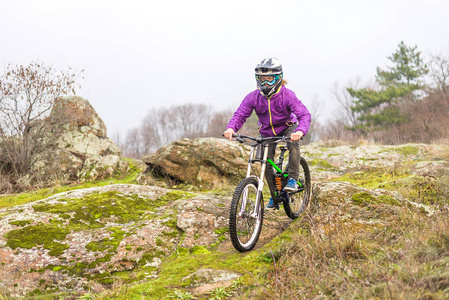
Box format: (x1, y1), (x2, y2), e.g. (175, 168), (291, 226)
(348, 41), (428, 133)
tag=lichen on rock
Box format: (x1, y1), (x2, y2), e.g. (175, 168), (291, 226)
(0, 184), (232, 297)
(31, 96), (128, 181)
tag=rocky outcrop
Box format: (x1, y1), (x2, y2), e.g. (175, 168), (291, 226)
(139, 138), (251, 188)
(33, 96), (127, 181)
(302, 142), (449, 180)
(0, 184), (232, 297)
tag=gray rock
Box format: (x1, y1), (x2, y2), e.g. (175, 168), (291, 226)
(32, 96), (128, 181)
(181, 268), (241, 287)
(140, 138), (251, 188)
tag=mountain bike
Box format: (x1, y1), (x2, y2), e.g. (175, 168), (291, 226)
(226, 134), (311, 252)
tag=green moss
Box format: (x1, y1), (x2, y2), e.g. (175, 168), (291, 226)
(162, 217), (178, 229)
(121, 245), (260, 299)
(352, 192), (378, 205)
(395, 145), (420, 157)
(181, 275), (197, 287)
(138, 250), (165, 266)
(334, 166), (449, 206)
(214, 227), (229, 235)
(33, 191), (176, 231)
(377, 195), (402, 206)
(309, 160), (334, 170)
(214, 227), (228, 244)
(156, 238), (164, 247)
(5, 224), (70, 256)
(332, 168), (410, 190)
(351, 192), (402, 207)
(162, 230), (179, 238)
(177, 247), (189, 256)
(156, 190), (195, 202)
(85, 227), (125, 253)
(9, 219), (33, 227)
(190, 245), (210, 254)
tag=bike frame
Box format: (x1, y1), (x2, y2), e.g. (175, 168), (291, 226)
(240, 140), (303, 219)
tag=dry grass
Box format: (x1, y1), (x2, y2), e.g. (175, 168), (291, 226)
(246, 203), (449, 299)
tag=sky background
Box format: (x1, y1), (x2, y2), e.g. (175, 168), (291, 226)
(1, 0), (449, 140)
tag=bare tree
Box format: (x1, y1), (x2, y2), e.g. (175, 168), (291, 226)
(140, 113), (162, 155)
(302, 96), (321, 144)
(124, 128), (142, 158)
(173, 103), (213, 139)
(0, 62), (82, 178)
(318, 79), (366, 142)
(207, 109), (234, 137)
(430, 49), (449, 95)
(122, 103), (216, 157)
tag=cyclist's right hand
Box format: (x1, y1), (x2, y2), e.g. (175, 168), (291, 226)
(223, 128), (235, 141)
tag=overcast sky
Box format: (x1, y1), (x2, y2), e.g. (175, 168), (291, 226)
(2, 0), (449, 139)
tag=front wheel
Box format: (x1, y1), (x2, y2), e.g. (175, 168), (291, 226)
(283, 157), (311, 219)
(229, 177), (263, 252)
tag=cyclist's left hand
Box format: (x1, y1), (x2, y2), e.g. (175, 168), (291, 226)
(290, 131), (304, 141)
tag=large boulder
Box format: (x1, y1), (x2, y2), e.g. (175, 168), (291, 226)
(33, 96), (127, 181)
(139, 138), (251, 188)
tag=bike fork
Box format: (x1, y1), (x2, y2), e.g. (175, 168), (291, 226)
(251, 144), (269, 219)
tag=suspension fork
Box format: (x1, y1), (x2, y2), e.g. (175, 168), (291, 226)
(239, 143), (268, 219)
(250, 143), (269, 218)
(239, 146), (258, 218)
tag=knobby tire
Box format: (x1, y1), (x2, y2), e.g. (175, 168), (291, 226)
(283, 157), (311, 219)
(229, 177), (263, 252)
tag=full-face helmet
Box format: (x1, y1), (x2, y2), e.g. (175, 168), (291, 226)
(255, 58), (283, 97)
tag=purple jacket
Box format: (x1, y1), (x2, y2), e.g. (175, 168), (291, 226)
(227, 86), (312, 137)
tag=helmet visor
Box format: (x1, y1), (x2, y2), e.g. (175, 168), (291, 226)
(256, 74), (282, 86)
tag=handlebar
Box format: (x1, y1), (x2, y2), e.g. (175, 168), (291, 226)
(222, 133), (296, 145)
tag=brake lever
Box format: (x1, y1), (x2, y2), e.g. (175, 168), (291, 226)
(235, 136), (245, 143)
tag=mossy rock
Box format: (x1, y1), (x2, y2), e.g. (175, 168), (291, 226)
(351, 192), (402, 207)
(32, 191), (185, 231)
(5, 224), (70, 256)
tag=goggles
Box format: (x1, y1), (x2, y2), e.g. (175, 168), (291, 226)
(256, 74), (282, 86)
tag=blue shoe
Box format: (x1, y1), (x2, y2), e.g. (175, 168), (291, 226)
(265, 198), (276, 210)
(284, 178), (298, 192)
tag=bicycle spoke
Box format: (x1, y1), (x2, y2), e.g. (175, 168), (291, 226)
(229, 178), (263, 252)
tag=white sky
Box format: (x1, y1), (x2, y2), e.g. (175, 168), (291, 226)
(2, 0), (449, 139)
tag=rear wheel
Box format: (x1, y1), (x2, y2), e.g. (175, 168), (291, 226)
(283, 157), (311, 219)
(229, 177), (263, 252)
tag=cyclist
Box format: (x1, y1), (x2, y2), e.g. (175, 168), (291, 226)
(223, 57), (311, 210)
